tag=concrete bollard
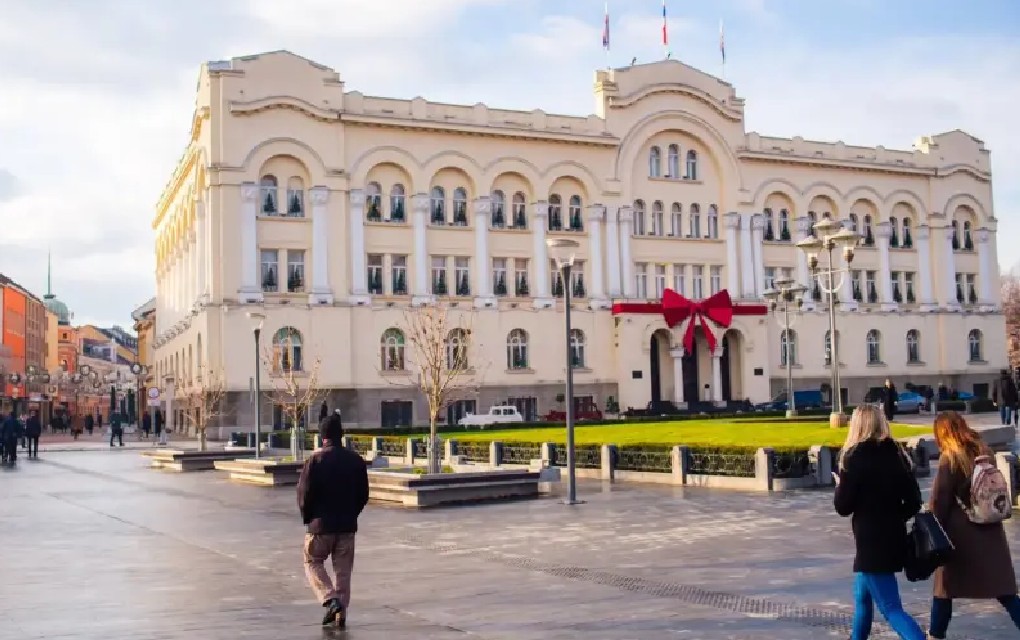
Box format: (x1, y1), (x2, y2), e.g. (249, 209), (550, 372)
(490, 441), (503, 467)
(672, 445), (690, 485)
(443, 439), (458, 464)
(406, 438), (417, 465)
(600, 444), (616, 482)
(996, 452), (1019, 506)
(370, 436), (383, 456)
(540, 442), (555, 466)
(809, 445), (832, 486)
(755, 447), (775, 492)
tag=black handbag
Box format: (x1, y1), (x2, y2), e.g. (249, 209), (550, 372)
(904, 509), (954, 582)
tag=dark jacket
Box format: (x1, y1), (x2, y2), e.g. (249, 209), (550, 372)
(142, 413), (152, 431)
(993, 375), (1019, 407)
(932, 454), (1018, 598)
(834, 438), (921, 573)
(1, 416), (23, 441)
(883, 384), (897, 418)
(297, 444), (370, 535)
(25, 415), (41, 438)
(84, 414), (94, 429)
(153, 411), (162, 434)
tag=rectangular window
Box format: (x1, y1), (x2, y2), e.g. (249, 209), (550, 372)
(671, 208), (682, 237)
(955, 273), (964, 302)
(492, 258), (508, 296)
(285, 188), (304, 217)
(454, 257), (471, 296)
(966, 274), (976, 301)
(431, 255), (448, 295)
(890, 271), (900, 302)
(710, 266), (722, 295)
(367, 254), (383, 294)
(690, 213), (701, 238)
(391, 255), (407, 294)
(260, 249), (279, 292)
(571, 260), (586, 298)
(764, 267), (776, 292)
(633, 210), (645, 236)
(286, 250), (305, 293)
(514, 258), (529, 296)
(651, 208), (663, 236)
(904, 271), (915, 302)
(865, 270), (877, 302)
(635, 262), (648, 299)
(654, 264), (667, 299)
(672, 264), (686, 296)
(692, 265), (704, 299)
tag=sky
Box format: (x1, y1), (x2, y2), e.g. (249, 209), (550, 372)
(0, 0), (1017, 329)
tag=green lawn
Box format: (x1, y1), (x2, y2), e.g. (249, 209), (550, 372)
(446, 420), (932, 449)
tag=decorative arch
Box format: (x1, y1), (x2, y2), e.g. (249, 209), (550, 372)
(240, 137), (327, 183)
(349, 145), (421, 188)
(882, 189), (926, 218)
(751, 179), (800, 212)
(614, 111), (744, 202)
(482, 156), (541, 194)
(942, 192), (990, 223)
(842, 186), (885, 218)
(801, 182), (843, 217)
(421, 150), (483, 194)
(539, 160), (599, 202)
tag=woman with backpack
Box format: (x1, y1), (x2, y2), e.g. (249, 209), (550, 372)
(928, 411), (1020, 638)
(834, 404), (926, 640)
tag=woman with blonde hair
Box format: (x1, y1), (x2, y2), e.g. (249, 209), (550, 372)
(834, 404), (925, 640)
(927, 411), (1020, 638)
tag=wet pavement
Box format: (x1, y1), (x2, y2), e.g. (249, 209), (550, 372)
(2, 450), (1020, 639)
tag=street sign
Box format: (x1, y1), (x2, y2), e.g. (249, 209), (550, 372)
(147, 387), (161, 407)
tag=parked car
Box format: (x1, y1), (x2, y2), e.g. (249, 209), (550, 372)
(893, 390), (925, 414)
(755, 389), (825, 412)
(543, 398), (603, 422)
(457, 405), (524, 428)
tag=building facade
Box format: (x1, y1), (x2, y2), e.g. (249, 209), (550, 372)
(152, 51), (1006, 430)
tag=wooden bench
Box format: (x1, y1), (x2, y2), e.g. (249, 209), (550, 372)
(144, 449), (255, 472)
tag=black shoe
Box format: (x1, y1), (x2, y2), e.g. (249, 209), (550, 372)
(321, 599), (345, 627)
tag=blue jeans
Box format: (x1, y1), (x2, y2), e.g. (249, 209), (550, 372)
(1001, 404), (1014, 425)
(852, 573), (926, 640)
(929, 595), (1020, 638)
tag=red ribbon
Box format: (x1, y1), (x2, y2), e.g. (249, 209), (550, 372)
(611, 288), (767, 353)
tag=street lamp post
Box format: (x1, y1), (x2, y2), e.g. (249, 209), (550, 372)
(796, 219), (859, 428)
(763, 278), (807, 419)
(546, 237), (583, 506)
(8, 373), (23, 416)
(248, 311), (266, 458)
(130, 362), (148, 427)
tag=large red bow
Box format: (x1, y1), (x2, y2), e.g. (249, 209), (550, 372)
(662, 289), (734, 353)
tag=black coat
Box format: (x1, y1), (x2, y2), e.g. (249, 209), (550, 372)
(834, 438), (921, 574)
(297, 444), (369, 535)
(25, 416), (41, 437)
(994, 376), (1019, 406)
(883, 384), (897, 417)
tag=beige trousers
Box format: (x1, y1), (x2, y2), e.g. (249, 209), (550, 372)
(303, 533), (356, 609)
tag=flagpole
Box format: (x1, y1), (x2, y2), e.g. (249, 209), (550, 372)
(604, 1), (611, 70)
(663, 0), (669, 60)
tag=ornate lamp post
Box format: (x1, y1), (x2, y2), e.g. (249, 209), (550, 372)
(247, 311), (266, 458)
(26, 366), (50, 427)
(130, 362), (148, 426)
(7, 372), (23, 415)
(763, 278), (806, 418)
(796, 219), (859, 428)
(546, 237), (583, 506)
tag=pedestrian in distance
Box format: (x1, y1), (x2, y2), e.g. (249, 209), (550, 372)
(109, 412), (124, 447)
(992, 369), (1019, 427)
(24, 410), (41, 459)
(84, 413), (94, 436)
(154, 408), (165, 446)
(1, 411), (23, 465)
(834, 404), (926, 640)
(296, 413), (369, 629)
(927, 411), (1020, 638)
(71, 413), (83, 441)
(142, 410), (151, 439)
(882, 378), (898, 423)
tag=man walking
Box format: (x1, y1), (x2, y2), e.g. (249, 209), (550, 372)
(25, 410), (41, 458)
(109, 412), (124, 447)
(1, 411), (23, 464)
(296, 414), (369, 628)
(993, 369), (1019, 426)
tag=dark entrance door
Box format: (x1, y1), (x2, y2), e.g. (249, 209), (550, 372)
(380, 401), (412, 429)
(649, 334), (662, 404)
(682, 348), (699, 405)
(446, 399), (476, 426)
(720, 336), (732, 402)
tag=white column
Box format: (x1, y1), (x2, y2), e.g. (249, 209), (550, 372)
(186, 234), (196, 312)
(194, 199), (207, 303)
(531, 201), (553, 308)
(740, 213), (756, 298)
(348, 189), (369, 304)
(238, 182), (262, 303)
(308, 187), (333, 305)
(587, 204), (608, 309)
(751, 214), (765, 299)
(794, 216), (815, 311)
(411, 194), (431, 305)
(711, 347), (724, 404)
(605, 206), (622, 298)
(941, 224), (960, 311)
(670, 348), (687, 407)
(915, 224), (937, 311)
(473, 196), (495, 308)
(619, 205), (635, 298)
(976, 228), (996, 309)
(875, 221), (897, 311)
(723, 212), (741, 296)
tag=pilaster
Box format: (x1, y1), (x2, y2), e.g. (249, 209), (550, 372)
(237, 182), (263, 304)
(473, 196), (496, 309)
(308, 187), (334, 305)
(586, 204), (609, 309)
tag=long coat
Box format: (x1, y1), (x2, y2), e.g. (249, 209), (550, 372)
(931, 455), (1018, 598)
(883, 384), (897, 421)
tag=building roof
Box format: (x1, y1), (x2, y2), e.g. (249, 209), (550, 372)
(41, 252), (72, 325)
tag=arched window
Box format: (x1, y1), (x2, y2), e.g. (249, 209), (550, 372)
(445, 328), (469, 370)
(670, 203), (682, 236)
(389, 184), (406, 221)
(366, 182), (382, 221)
(491, 190), (506, 228)
(380, 328), (405, 371)
(824, 330), (840, 366)
(963, 221), (973, 249)
(863, 215), (874, 245)
(651, 201), (664, 236)
(779, 209), (790, 240)
(570, 329), (586, 368)
(866, 329), (881, 365)
(685, 150), (698, 180)
(902, 217), (912, 247)
(763, 208), (774, 240)
(951, 220), (960, 249)
(430, 186), (445, 224)
(259, 175), (278, 215)
(707, 205), (719, 239)
(667, 144), (680, 178)
(507, 329), (529, 370)
(968, 329), (983, 362)
(272, 327), (303, 372)
(452, 187), (468, 225)
(633, 199), (646, 236)
(889, 216), (899, 246)
(286, 177), (304, 217)
(780, 329), (797, 367)
(548, 194), (563, 231)
(568, 195), (583, 231)
(906, 330), (920, 364)
(689, 204), (701, 238)
(649, 146), (662, 178)
(511, 191), (527, 229)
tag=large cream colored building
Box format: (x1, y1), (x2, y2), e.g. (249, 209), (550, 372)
(152, 50), (1006, 430)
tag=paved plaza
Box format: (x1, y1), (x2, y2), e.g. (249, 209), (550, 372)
(2, 448), (1020, 639)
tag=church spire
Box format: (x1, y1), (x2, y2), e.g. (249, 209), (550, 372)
(46, 250), (53, 298)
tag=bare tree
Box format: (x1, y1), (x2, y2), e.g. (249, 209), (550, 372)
(262, 337), (325, 462)
(1003, 273), (1020, 370)
(383, 303), (482, 473)
(180, 366), (229, 452)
